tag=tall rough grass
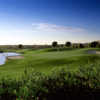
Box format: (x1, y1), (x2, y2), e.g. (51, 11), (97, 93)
(0, 64), (100, 100)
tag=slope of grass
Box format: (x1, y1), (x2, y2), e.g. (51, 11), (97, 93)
(0, 48), (100, 79)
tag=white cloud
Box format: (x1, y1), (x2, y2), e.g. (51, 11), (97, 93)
(0, 22), (97, 45)
(32, 23), (85, 32)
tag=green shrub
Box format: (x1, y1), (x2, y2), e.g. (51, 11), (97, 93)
(1, 65), (100, 100)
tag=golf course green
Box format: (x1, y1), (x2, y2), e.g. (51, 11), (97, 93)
(0, 48), (100, 79)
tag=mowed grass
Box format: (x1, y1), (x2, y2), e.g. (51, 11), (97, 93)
(0, 48), (100, 79)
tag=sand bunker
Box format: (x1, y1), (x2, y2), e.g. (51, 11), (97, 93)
(96, 51), (100, 54)
(7, 56), (24, 60)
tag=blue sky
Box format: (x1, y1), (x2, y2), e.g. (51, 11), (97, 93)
(0, 0), (100, 45)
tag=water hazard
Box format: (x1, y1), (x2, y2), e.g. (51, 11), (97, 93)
(0, 52), (20, 65)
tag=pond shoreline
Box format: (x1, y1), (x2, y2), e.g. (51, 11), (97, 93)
(0, 52), (22, 65)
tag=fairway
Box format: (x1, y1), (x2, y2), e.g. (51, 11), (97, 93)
(0, 48), (100, 79)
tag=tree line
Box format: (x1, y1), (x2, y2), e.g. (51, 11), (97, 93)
(5, 41), (99, 50)
(52, 41), (100, 48)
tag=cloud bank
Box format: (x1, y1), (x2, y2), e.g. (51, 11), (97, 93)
(0, 22), (98, 45)
(32, 23), (85, 32)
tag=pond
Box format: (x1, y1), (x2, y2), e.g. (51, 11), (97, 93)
(0, 52), (21, 65)
(87, 50), (97, 54)
(87, 50), (100, 54)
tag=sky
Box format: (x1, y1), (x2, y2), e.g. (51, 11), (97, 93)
(0, 0), (100, 45)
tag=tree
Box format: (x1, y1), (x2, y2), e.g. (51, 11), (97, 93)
(18, 44), (23, 49)
(52, 41), (58, 47)
(65, 41), (72, 47)
(79, 43), (84, 48)
(90, 41), (99, 48)
(60, 44), (64, 48)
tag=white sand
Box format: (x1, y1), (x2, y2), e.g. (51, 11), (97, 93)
(7, 56), (24, 59)
(96, 51), (100, 54)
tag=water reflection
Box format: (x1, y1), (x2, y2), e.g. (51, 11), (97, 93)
(0, 53), (20, 65)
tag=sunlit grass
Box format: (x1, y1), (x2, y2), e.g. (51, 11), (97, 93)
(0, 48), (100, 79)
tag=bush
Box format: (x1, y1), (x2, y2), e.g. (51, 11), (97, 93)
(1, 65), (100, 100)
(65, 41), (72, 47)
(79, 43), (85, 48)
(52, 41), (58, 47)
(18, 44), (23, 49)
(0, 50), (3, 53)
(90, 41), (99, 48)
